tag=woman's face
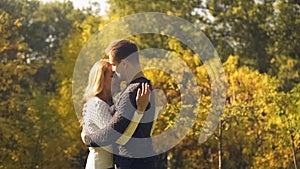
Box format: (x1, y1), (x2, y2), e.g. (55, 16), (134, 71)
(104, 63), (114, 92)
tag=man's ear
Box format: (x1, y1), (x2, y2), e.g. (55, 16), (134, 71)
(122, 59), (128, 69)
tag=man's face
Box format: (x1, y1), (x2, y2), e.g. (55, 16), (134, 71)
(108, 54), (118, 73)
(109, 55), (121, 96)
(109, 55), (125, 81)
(108, 55), (115, 69)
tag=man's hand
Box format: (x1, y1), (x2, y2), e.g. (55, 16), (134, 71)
(136, 83), (150, 113)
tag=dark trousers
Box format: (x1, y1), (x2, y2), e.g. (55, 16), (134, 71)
(114, 156), (156, 169)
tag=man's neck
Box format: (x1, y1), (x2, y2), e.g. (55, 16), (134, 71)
(129, 71), (144, 83)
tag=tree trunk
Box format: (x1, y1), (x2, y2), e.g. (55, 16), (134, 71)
(218, 121), (223, 169)
(156, 153), (168, 169)
(290, 133), (298, 169)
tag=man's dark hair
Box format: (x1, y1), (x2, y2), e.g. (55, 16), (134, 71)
(105, 39), (139, 64)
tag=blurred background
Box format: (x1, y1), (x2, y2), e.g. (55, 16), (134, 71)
(0, 0), (299, 168)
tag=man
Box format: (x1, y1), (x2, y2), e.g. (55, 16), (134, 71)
(83, 39), (157, 169)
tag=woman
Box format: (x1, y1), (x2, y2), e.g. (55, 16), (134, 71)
(81, 60), (150, 169)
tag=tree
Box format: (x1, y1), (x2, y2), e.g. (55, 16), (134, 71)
(50, 13), (104, 168)
(0, 1), (89, 168)
(205, 0), (275, 72)
(0, 10), (39, 168)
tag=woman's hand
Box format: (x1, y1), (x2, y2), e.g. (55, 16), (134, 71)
(81, 128), (88, 144)
(136, 83), (151, 113)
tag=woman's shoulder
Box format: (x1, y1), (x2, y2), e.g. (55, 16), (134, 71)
(84, 97), (113, 126)
(83, 97), (110, 120)
(86, 97), (109, 108)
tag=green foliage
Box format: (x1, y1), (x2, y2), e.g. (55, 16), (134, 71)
(107, 0), (203, 21)
(206, 0), (275, 72)
(0, 1), (87, 168)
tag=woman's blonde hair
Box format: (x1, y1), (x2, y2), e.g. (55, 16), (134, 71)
(83, 60), (110, 102)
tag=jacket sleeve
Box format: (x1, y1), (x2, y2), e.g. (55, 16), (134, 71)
(84, 89), (144, 147)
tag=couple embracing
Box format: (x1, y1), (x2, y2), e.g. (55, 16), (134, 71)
(81, 39), (157, 169)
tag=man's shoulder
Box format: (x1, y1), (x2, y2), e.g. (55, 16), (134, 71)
(117, 77), (152, 102)
(127, 77), (152, 92)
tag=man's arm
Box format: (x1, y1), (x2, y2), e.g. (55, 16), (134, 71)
(83, 83), (151, 147)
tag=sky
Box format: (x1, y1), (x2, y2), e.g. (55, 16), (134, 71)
(40, 0), (109, 15)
